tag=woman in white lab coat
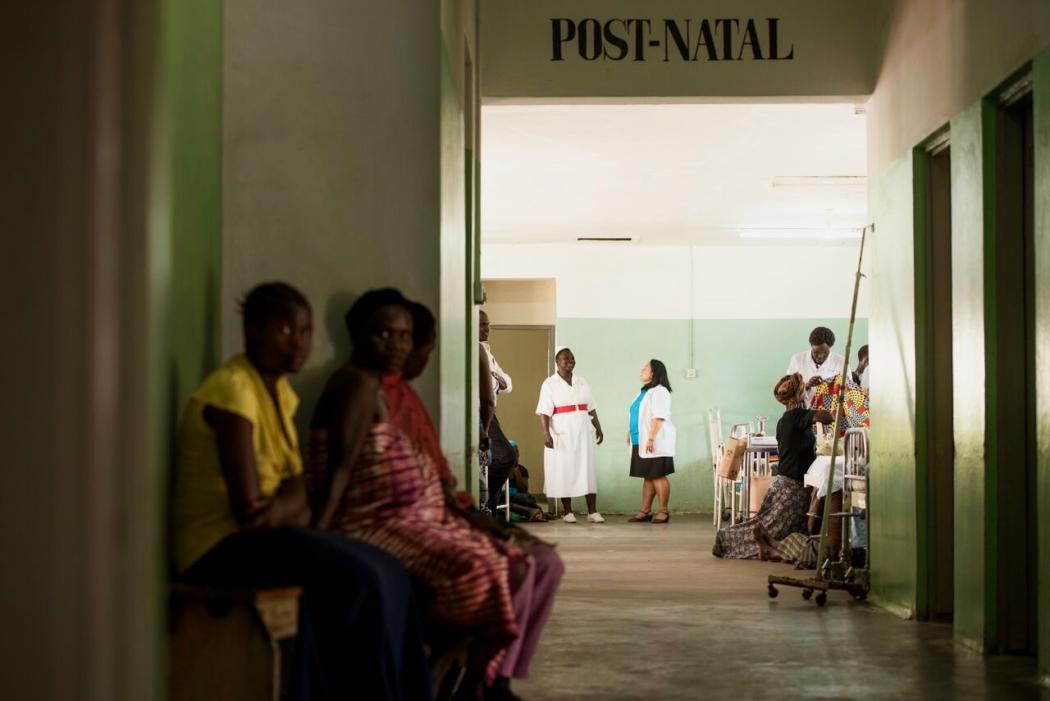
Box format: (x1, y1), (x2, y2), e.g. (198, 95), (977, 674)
(536, 348), (606, 523)
(626, 359), (676, 524)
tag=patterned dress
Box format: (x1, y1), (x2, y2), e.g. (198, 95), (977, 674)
(324, 422), (520, 645)
(711, 475), (809, 560)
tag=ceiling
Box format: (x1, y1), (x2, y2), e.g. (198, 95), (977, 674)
(480, 103), (867, 244)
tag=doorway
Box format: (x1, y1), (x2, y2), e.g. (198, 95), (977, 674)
(918, 136), (955, 621)
(487, 325), (555, 495)
(993, 86), (1036, 655)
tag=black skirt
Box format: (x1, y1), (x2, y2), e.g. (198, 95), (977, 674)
(629, 444), (675, 478)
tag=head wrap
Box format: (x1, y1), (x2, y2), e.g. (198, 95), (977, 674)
(774, 372), (806, 407)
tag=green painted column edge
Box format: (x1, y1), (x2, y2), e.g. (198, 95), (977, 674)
(912, 148), (931, 620)
(1032, 48), (1050, 683)
(979, 98), (1000, 653)
(465, 145), (476, 490)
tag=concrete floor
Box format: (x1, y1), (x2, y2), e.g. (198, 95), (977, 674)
(514, 515), (1046, 701)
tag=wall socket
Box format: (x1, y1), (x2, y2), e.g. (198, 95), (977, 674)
(685, 368), (697, 379)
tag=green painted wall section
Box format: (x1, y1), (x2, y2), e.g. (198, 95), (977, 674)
(868, 150), (920, 617)
(439, 1), (479, 489)
(949, 99), (996, 651)
(868, 54), (1050, 665)
(1033, 49), (1050, 682)
(549, 318), (868, 514)
(145, 0), (223, 690)
(439, 36), (470, 485)
(910, 149), (931, 619)
(147, 0), (224, 549)
(164, 0), (224, 416)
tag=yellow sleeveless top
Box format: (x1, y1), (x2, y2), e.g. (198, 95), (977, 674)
(172, 354), (302, 573)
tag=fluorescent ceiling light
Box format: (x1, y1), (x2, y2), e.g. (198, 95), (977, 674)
(738, 228), (862, 240)
(770, 176), (866, 189)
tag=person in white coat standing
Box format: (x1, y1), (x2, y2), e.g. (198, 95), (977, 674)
(627, 359), (676, 524)
(536, 347), (606, 523)
(786, 326), (846, 403)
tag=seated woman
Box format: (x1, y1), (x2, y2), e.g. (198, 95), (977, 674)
(507, 442), (550, 523)
(311, 288), (563, 701)
(712, 373), (833, 560)
(172, 282), (431, 701)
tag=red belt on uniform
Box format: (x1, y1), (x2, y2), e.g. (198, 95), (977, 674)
(552, 404), (588, 414)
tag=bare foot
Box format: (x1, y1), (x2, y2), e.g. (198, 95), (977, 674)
(753, 524), (783, 561)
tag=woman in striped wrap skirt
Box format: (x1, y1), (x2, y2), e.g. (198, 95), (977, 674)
(311, 289), (562, 701)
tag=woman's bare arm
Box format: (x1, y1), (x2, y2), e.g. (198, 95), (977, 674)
(205, 406), (309, 528)
(540, 413), (553, 448)
(314, 369), (380, 529)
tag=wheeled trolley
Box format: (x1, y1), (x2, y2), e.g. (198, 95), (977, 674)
(766, 224), (872, 606)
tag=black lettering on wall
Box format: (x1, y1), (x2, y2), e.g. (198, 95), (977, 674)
(692, 19), (718, 61)
(578, 18), (602, 60)
(664, 19), (690, 62)
(715, 19), (739, 61)
(549, 16), (794, 63)
(603, 19), (629, 61)
(627, 19), (651, 61)
(768, 17), (794, 60)
(551, 18), (575, 61)
(738, 18), (764, 60)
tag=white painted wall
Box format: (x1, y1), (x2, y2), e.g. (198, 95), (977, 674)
(483, 242), (869, 320)
(867, 0), (1050, 170)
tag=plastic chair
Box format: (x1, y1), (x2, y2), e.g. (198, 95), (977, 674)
(708, 408), (725, 526)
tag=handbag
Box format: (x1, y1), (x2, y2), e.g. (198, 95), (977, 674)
(716, 424), (749, 479)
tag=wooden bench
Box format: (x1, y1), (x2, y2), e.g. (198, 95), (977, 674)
(170, 585), (301, 701)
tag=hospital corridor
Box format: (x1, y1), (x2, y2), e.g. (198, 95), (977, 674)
(5, 1), (1050, 700)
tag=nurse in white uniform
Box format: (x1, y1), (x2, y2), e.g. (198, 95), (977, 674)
(536, 347), (606, 523)
(786, 326), (847, 402)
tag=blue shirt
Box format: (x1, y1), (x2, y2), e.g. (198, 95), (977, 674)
(629, 389), (648, 445)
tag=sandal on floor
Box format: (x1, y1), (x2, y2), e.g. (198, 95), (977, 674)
(627, 511), (653, 522)
(652, 512), (671, 524)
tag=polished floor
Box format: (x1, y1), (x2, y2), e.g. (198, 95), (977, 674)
(514, 515), (1045, 701)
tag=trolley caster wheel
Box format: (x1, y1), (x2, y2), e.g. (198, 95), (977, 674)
(815, 592), (828, 607)
(767, 585), (778, 599)
(802, 589), (812, 600)
(851, 591), (868, 601)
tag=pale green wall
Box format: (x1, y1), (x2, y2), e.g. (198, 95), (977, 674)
(868, 47), (1050, 674)
(163, 0), (224, 420)
(549, 318), (867, 514)
(150, 0), (224, 692)
(221, 2), (444, 454)
(949, 99), (995, 651)
(864, 151), (920, 617)
(440, 0), (479, 484)
(222, 1), (479, 487)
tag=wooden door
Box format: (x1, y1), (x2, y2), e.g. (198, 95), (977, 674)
(487, 326), (555, 494)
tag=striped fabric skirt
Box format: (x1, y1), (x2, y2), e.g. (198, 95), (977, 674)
(320, 422), (520, 646)
(712, 475), (809, 560)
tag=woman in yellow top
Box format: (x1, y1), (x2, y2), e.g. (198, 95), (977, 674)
(172, 282), (430, 701)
